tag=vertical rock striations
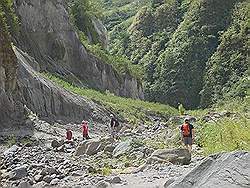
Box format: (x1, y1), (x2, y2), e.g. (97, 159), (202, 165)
(14, 0), (144, 99)
(0, 13), (24, 126)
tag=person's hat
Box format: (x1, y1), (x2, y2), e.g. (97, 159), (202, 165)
(110, 114), (114, 118)
(184, 118), (189, 122)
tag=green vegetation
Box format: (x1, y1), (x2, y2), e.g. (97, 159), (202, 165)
(100, 0), (248, 109)
(79, 32), (143, 79)
(69, 0), (103, 45)
(201, 117), (250, 155)
(193, 99), (250, 155)
(43, 73), (178, 124)
(200, 1), (249, 107)
(0, 0), (19, 38)
(69, 0), (143, 79)
(6, 135), (17, 147)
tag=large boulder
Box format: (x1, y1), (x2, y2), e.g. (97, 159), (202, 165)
(75, 137), (113, 156)
(9, 165), (28, 180)
(3, 145), (20, 157)
(165, 151), (250, 188)
(147, 148), (191, 165)
(113, 140), (132, 157)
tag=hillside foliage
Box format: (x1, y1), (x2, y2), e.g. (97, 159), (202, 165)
(0, 0), (19, 39)
(99, 0), (249, 109)
(68, 0), (143, 79)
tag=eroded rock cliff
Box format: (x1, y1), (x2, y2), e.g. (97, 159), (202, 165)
(15, 47), (109, 123)
(0, 14), (24, 126)
(14, 0), (144, 99)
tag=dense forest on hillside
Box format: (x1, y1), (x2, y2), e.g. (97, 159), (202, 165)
(70, 0), (249, 109)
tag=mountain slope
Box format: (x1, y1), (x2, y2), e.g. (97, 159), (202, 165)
(102, 0), (248, 109)
(15, 0), (143, 99)
(200, 1), (249, 107)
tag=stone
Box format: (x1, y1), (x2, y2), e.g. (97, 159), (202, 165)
(113, 140), (132, 157)
(50, 178), (60, 185)
(166, 151), (250, 188)
(75, 137), (113, 156)
(72, 170), (84, 176)
(104, 145), (115, 153)
(0, 31), (25, 127)
(51, 140), (63, 148)
(33, 181), (47, 188)
(111, 176), (122, 184)
(34, 174), (43, 182)
(9, 165), (28, 180)
(147, 148), (191, 165)
(43, 175), (53, 183)
(18, 180), (32, 188)
(88, 166), (97, 174)
(96, 180), (111, 188)
(3, 145), (20, 157)
(40, 166), (57, 176)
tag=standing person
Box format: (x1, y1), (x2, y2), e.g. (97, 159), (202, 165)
(178, 103), (185, 115)
(82, 121), (90, 140)
(66, 128), (73, 143)
(180, 118), (194, 152)
(110, 114), (119, 139)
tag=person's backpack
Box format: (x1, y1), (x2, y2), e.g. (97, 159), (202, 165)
(182, 123), (190, 137)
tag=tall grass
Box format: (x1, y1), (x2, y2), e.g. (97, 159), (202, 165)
(200, 117), (250, 155)
(195, 98), (250, 155)
(43, 73), (178, 124)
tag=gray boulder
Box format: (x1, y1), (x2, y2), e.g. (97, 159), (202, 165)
(9, 165), (28, 180)
(40, 166), (58, 176)
(43, 175), (53, 183)
(113, 140), (132, 157)
(18, 180), (32, 188)
(111, 176), (122, 184)
(96, 180), (111, 188)
(3, 145), (20, 157)
(75, 137), (113, 156)
(166, 151), (250, 188)
(51, 140), (63, 148)
(147, 148), (191, 165)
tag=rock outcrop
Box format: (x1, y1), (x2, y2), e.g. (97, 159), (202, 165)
(15, 47), (109, 123)
(14, 0), (144, 99)
(166, 151), (250, 188)
(0, 14), (25, 127)
(75, 137), (113, 156)
(147, 148), (191, 165)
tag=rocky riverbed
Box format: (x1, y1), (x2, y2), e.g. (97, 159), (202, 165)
(0, 113), (249, 188)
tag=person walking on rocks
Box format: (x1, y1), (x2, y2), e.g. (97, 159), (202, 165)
(110, 114), (119, 139)
(82, 121), (90, 140)
(66, 128), (73, 143)
(181, 118), (194, 153)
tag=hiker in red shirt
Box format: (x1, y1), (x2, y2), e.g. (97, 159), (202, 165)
(82, 120), (90, 140)
(180, 118), (194, 153)
(66, 128), (73, 143)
